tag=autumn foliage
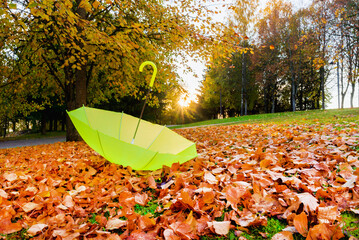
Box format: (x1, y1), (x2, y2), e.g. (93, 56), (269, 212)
(1, 122), (359, 239)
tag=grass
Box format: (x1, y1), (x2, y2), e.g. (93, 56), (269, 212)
(342, 212), (359, 239)
(170, 108), (359, 129)
(0, 131), (65, 142)
(199, 217), (301, 240)
(199, 212), (359, 240)
(0, 229), (30, 240)
(134, 200), (162, 217)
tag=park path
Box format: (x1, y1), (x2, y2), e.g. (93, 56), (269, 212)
(0, 136), (66, 149)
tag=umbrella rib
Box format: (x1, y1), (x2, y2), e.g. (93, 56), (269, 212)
(141, 152), (159, 170)
(146, 125), (166, 149)
(83, 105), (91, 128)
(119, 112), (124, 140)
(96, 130), (107, 159)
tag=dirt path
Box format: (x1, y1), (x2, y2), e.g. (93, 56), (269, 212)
(0, 136), (66, 149)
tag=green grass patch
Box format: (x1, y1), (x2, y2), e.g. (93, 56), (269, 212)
(200, 217), (293, 240)
(170, 108), (359, 129)
(0, 229), (30, 240)
(134, 200), (161, 217)
(200, 230), (237, 240)
(240, 218), (287, 240)
(342, 211), (359, 239)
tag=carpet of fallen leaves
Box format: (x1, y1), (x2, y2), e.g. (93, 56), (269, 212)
(1, 122), (359, 240)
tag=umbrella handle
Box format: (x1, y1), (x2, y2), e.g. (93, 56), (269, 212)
(139, 61), (157, 87)
(132, 61), (157, 144)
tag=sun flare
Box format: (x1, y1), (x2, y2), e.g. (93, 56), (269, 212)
(178, 94), (197, 108)
(178, 96), (190, 108)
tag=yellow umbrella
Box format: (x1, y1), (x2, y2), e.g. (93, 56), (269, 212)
(67, 62), (197, 170)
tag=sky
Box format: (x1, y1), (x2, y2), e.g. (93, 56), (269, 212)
(177, 0), (358, 109)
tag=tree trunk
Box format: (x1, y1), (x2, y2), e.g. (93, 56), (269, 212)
(65, 2), (88, 141)
(320, 66), (325, 110)
(241, 52), (247, 116)
(54, 119), (58, 131)
(12, 121), (16, 133)
(49, 118), (53, 132)
(350, 81), (355, 108)
(41, 112), (46, 135)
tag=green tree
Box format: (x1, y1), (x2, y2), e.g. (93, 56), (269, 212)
(1, 0), (225, 140)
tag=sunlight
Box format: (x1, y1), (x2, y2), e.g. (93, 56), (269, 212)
(178, 96), (190, 108)
(178, 94), (197, 108)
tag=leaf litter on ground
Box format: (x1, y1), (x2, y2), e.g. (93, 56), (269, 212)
(0, 122), (359, 239)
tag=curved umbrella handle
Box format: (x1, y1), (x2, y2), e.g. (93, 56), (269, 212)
(139, 61), (157, 87)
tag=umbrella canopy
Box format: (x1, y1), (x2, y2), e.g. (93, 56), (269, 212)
(67, 106), (197, 170)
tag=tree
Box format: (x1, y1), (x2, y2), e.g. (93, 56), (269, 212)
(1, 0), (227, 140)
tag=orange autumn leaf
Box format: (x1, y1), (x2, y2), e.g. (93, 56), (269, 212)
(272, 231), (294, 240)
(0, 209), (22, 234)
(22, 202), (42, 213)
(27, 224), (48, 236)
(293, 212), (308, 237)
(307, 223), (344, 240)
(135, 193), (149, 206)
(208, 221), (231, 235)
(138, 215), (156, 231)
(163, 229), (181, 240)
(106, 218), (127, 230)
(1, 121), (359, 238)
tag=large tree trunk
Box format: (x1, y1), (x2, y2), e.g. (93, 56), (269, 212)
(65, 64), (88, 141)
(65, 2), (88, 141)
(241, 52), (247, 116)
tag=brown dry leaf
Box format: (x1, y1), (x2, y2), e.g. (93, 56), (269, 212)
(0, 189), (8, 198)
(63, 195), (75, 208)
(135, 193), (149, 206)
(106, 218), (127, 230)
(1, 122), (359, 238)
(138, 215), (156, 230)
(297, 192), (319, 213)
(170, 221), (194, 240)
(293, 212), (308, 237)
(3, 172), (17, 182)
(0, 209), (22, 234)
(208, 221), (231, 235)
(22, 202), (42, 212)
(307, 223), (344, 240)
(147, 175), (157, 189)
(271, 231), (294, 240)
(27, 224), (48, 236)
(163, 229), (181, 240)
(318, 206), (340, 224)
(204, 172), (218, 184)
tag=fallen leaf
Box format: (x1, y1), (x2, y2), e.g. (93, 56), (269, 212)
(293, 212), (308, 237)
(135, 193), (148, 206)
(27, 224), (48, 236)
(3, 172), (17, 182)
(0, 189), (8, 198)
(0, 209), (22, 234)
(297, 192), (319, 213)
(63, 195), (75, 208)
(318, 206), (339, 224)
(163, 229), (181, 240)
(22, 202), (42, 212)
(208, 221), (230, 235)
(204, 172), (218, 184)
(307, 223), (344, 240)
(271, 231), (294, 240)
(106, 218), (127, 230)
